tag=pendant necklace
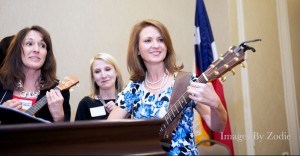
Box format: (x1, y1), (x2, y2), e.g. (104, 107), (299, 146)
(97, 91), (118, 106)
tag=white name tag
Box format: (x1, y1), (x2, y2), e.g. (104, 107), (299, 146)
(21, 100), (33, 110)
(90, 106), (106, 117)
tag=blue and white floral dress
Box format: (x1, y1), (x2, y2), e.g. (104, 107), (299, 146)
(116, 74), (199, 155)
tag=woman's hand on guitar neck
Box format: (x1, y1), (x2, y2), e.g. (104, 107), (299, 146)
(187, 82), (227, 132)
(187, 82), (221, 108)
(46, 89), (65, 122)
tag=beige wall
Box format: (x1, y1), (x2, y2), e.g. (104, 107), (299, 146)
(228, 0), (248, 154)
(244, 0), (288, 154)
(228, 0), (299, 155)
(288, 0), (300, 133)
(0, 0), (195, 121)
(0, 0), (298, 155)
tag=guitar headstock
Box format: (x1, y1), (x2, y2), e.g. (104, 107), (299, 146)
(204, 46), (246, 82)
(57, 76), (79, 91)
(203, 39), (261, 82)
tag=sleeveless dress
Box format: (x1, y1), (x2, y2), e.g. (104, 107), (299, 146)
(116, 74), (199, 155)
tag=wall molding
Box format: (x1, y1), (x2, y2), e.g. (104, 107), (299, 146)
(236, 0), (255, 155)
(276, 0), (300, 155)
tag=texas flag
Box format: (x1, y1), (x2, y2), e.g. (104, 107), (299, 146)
(193, 0), (234, 155)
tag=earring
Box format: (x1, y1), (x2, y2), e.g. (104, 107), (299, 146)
(138, 51), (141, 55)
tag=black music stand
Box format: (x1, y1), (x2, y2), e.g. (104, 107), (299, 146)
(0, 105), (50, 124)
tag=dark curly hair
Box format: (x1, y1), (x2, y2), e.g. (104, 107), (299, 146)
(0, 26), (57, 90)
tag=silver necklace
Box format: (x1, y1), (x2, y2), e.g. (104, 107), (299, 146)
(16, 77), (44, 99)
(19, 90), (40, 98)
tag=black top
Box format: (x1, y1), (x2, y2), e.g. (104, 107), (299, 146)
(75, 96), (114, 121)
(0, 82), (71, 122)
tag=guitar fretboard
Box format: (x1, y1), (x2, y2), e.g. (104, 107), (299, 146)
(159, 74), (208, 133)
(25, 86), (60, 116)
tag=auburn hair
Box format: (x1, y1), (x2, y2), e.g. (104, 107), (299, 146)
(127, 19), (183, 82)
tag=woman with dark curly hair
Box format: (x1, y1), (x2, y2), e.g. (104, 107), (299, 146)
(0, 26), (71, 122)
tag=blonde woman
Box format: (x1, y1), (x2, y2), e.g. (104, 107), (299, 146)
(75, 53), (123, 121)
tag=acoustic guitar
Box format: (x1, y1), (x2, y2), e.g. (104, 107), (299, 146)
(25, 76), (79, 116)
(159, 39), (260, 151)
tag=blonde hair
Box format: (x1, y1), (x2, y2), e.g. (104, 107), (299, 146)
(89, 53), (124, 98)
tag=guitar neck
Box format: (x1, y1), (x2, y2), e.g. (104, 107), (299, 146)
(159, 41), (256, 148)
(160, 74), (207, 133)
(25, 86), (60, 116)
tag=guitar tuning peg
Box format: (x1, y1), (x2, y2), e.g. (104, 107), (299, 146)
(214, 71), (219, 76)
(241, 63), (246, 68)
(69, 88), (74, 92)
(221, 76), (226, 82)
(76, 84), (80, 88)
(229, 46), (234, 53)
(231, 69), (235, 75)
